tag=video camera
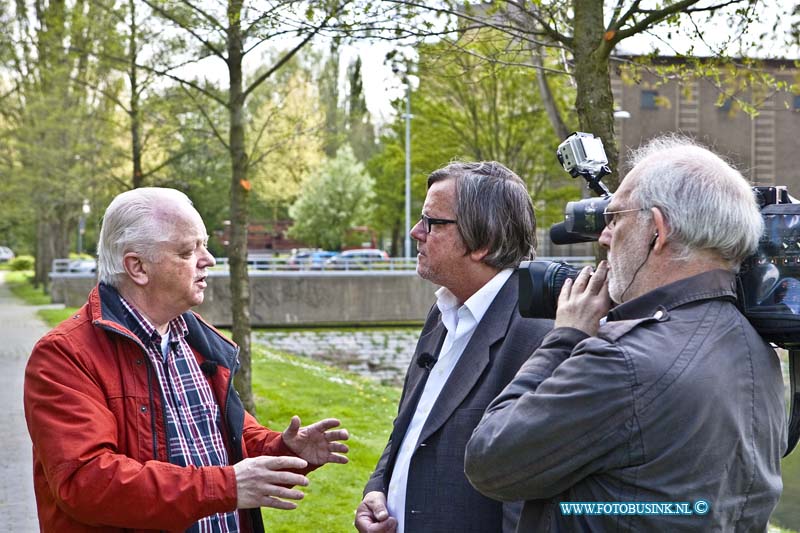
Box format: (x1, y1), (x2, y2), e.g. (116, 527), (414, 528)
(518, 132), (800, 349)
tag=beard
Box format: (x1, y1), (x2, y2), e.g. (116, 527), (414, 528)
(608, 229), (651, 304)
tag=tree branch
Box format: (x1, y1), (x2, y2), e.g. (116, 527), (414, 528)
(241, 0), (293, 39)
(179, 85), (229, 150)
(502, 0), (572, 46)
(242, 5), (343, 100)
(177, 0), (226, 32)
(140, 148), (195, 180)
(139, 0), (225, 59)
(611, 0), (749, 44)
(612, 0), (644, 32)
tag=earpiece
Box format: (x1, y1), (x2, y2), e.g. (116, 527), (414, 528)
(650, 232), (659, 248)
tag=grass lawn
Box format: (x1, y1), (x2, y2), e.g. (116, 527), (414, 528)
(4, 271), (52, 305)
(39, 307), (78, 325)
(252, 347), (399, 532)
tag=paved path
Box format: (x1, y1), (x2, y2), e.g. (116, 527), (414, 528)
(0, 271), (52, 532)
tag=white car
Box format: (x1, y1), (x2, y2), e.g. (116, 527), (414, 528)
(0, 246), (14, 263)
(68, 259), (97, 273)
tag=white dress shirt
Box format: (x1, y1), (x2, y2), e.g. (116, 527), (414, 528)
(386, 268), (514, 533)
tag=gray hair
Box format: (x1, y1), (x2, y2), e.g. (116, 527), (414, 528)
(626, 135), (762, 268)
(97, 188), (196, 287)
(427, 161), (537, 269)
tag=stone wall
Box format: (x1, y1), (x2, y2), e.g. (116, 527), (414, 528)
(49, 272), (436, 326)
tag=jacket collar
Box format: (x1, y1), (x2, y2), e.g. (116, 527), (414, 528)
(90, 283), (238, 371)
(607, 269), (737, 323)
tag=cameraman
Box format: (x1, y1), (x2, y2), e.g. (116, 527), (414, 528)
(465, 136), (786, 531)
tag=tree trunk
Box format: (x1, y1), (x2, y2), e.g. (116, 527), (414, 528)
(572, 1), (618, 190)
(533, 46), (570, 141)
(129, 0), (143, 189)
(227, 0), (254, 414)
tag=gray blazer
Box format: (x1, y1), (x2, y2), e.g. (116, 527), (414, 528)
(364, 272), (552, 533)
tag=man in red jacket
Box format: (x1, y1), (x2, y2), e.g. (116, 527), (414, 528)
(24, 187), (349, 533)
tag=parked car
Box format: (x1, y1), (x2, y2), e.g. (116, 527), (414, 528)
(325, 249), (390, 270)
(67, 259), (97, 273)
(288, 250), (339, 270)
(0, 246), (14, 263)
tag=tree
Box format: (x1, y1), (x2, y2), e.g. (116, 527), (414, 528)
(387, 0), (779, 191)
(139, 0), (362, 412)
(368, 29), (576, 254)
(288, 145), (375, 250)
(319, 40), (344, 158)
(317, 46), (378, 163)
(1, 0), (126, 288)
(345, 56), (378, 163)
(247, 54), (326, 224)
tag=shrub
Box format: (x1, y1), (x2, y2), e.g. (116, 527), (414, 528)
(9, 255), (35, 271)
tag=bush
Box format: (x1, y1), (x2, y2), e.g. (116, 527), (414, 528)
(9, 255), (35, 271)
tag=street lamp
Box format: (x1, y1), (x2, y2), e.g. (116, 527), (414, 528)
(403, 77), (413, 259)
(388, 49), (417, 259)
(77, 199), (90, 255)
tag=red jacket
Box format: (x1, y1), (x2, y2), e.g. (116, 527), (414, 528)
(24, 284), (296, 532)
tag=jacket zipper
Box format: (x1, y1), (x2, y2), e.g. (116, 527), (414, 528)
(223, 345), (242, 462)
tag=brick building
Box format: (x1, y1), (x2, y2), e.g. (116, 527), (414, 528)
(611, 56), (800, 192)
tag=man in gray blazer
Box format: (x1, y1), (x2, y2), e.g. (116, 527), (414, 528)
(355, 161), (552, 533)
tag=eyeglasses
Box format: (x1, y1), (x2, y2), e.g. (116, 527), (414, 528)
(420, 214), (457, 233)
(602, 207), (648, 228)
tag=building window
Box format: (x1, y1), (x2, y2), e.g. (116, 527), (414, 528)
(794, 95), (800, 111)
(641, 90), (658, 109)
(720, 98), (733, 112)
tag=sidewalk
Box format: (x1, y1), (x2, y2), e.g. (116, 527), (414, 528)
(0, 271), (52, 532)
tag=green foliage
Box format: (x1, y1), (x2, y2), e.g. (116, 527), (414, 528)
(246, 51), (325, 226)
(150, 87), (232, 257)
(366, 140), (412, 256)
(288, 146), (375, 250)
(619, 57), (799, 119)
(368, 29), (577, 254)
(346, 56), (378, 164)
(1, 0), (129, 282)
(535, 185), (583, 230)
(252, 348), (399, 532)
(9, 255), (35, 272)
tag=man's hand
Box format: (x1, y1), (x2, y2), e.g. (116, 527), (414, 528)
(554, 261), (611, 336)
(282, 416), (349, 466)
(355, 491), (397, 533)
(233, 456), (309, 510)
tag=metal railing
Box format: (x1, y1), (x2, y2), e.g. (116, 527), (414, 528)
(52, 255), (596, 275)
(213, 256), (418, 272)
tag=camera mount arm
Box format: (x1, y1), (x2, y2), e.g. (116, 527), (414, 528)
(576, 166), (612, 198)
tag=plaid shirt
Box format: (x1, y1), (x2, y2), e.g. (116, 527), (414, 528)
(120, 296), (239, 533)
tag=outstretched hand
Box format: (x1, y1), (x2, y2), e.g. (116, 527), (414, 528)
(282, 416), (349, 466)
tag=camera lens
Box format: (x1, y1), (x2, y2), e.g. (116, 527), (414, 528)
(564, 196), (612, 239)
(518, 261), (583, 319)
